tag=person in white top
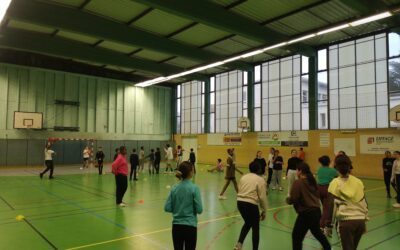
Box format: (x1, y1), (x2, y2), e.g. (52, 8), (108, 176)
(139, 146), (145, 172)
(164, 144), (174, 173)
(40, 143), (56, 179)
(81, 146), (90, 170)
(391, 151), (400, 208)
(234, 161), (267, 250)
(266, 147), (275, 188)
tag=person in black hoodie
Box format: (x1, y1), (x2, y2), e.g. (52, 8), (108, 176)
(95, 147), (105, 175)
(383, 151), (395, 198)
(154, 148), (161, 174)
(189, 148), (196, 174)
(130, 149), (139, 181)
(253, 151), (267, 176)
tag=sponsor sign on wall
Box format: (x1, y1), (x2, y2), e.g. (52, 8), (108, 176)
(207, 133), (242, 146)
(257, 131), (308, 147)
(360, 135), (400, 154)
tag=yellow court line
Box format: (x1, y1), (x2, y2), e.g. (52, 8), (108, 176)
(66, 186), (385, 250)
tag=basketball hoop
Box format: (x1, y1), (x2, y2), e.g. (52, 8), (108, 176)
(238, 117), (250, 132)
(389, 105), (400, 129)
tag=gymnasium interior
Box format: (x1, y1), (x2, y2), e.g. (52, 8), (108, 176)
(0, 0), (400, 249)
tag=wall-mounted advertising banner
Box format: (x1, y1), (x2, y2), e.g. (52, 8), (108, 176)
(360, 135), (400, 154)
(207, 133), (242, 146)
(257, 131), (308, 147)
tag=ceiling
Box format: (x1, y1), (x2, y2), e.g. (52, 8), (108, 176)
(0, 0), (399, 85)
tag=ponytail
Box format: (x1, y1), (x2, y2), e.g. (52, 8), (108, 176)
(297, 162), (317, 190)
(175, 161), (193, 180)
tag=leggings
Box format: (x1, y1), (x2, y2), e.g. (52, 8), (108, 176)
(292, 208), (331, 250)
(337, 220), (365, 250)
(115, 174), (127, 204)
(272, 169), (282, 188)
(237, 201), (260, 250)
(220, 178), (238, 195)
(172, 224), (197, 250)
(267, 168), (273, 185)
(41, 160), (54, 178)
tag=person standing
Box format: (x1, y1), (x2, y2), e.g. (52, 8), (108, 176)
(146, 149), (155, 175)
(81, 146), (90, 170)
(234, 161), (268, 250)
(316, 155), (337, 235)
(154, 147), (161, 174)
(287, 163), (331, 250)
(189, 148), (196, 174)
(266, 148), (275, 189)
(253, 151), (267, 176)
(40, 144), (56, 179)
(165, 161), (203, 250)
(112, 146), (129, 207)
(383, 151), (395, 198)
(165, 144), (174, 173)
(298, 147), (306, 161)
(219, 149), (243, 200)
(287, 149), (302, 196)
(391, 151), (400, 208)
(139, 146), (145, 172)
(328, 155), (368, 249)
(129, 149), (139, 181)
(95, 147), (105, 175)
(271, 150), (284, 191)
(176, 145), (183, 170)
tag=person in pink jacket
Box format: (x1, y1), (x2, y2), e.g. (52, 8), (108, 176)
(112, 146), (129, 207)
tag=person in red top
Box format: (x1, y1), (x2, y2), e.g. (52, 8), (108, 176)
(112, 146), (129, 207)
(298, 147), (305, 161)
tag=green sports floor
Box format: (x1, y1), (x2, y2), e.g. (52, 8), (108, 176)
(0, 164), (399, 250)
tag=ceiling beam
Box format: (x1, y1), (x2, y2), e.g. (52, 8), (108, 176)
(0, 28), (208, 82)
(6, 0), (251, 71)
(0, 49), (148, 82)
(133, 0), (315, 55)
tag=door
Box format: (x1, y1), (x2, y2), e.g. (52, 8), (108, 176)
(181, 137), (198, 162)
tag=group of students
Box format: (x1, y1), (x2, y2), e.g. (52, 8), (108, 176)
(163, 147), (372, 250)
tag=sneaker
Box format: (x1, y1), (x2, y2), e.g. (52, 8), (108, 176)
(393, 203), (400, 208)
(279, 187), (283, 191)
(234, 242), (242, 250)
(39, 173), (43, 179)
(49, 176), (54, 179)
(118, 203), (126, 207)
(80, 167), (83, 170)
(272, 187), (276, 190)
(218, 195), (227, 200)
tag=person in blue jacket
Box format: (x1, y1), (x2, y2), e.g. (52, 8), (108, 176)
(164, 161), (203, 250)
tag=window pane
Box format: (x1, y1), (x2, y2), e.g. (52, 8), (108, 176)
(377, 105), (388, 128)
(254, 108), (261, 131)
(340, 108), (356, 129)
(318, 49), (327, 71)
(281, 113), (292, 131)
(389, 32), (400, 58)
(356, 63), (375, 86)
(254, 84), (261, 108)
(357, 107), (376, 128)
(281, 58), (293, 78)
(357, 85), (375, 106)
(210, 113), (215, 133)
(254, 65), (261, 83)
(318, 101), (328, 129)
(177, 85), (181, 98)
(339, 43), (355, 66)
(389, 58), (400, 92)
(243, 71), (248, 85)
(302, 56), (309, 74)
(210, 77), (215, 92)
(318, 72), (328, 101)
(356, 39), (374, 63)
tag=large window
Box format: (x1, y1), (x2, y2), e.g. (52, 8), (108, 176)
(325, 33), (388, 129)
(258, 55), (308, 131)
(177, 80), (205, 134)
(211, 70), (247, 133)
(389, 32), (400, 127)
(317, 49), (329, 129)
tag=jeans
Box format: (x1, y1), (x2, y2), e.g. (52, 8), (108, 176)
(272, 169), (282, 188)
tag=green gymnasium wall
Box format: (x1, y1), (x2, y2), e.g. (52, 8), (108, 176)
(0, 63), (173, 166)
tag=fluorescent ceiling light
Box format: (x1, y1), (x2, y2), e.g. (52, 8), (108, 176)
(135, 10), (394, 87)
(288, 34), (316, 44)
(0, 0), (12, 23)
(240, 49), (264, 58)
(317, 24), (350, 35)
(350, 12), (392, 26)
(263, 42), (288, 51)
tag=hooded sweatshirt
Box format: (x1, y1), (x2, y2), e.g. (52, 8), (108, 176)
(328, 175), (368, 221)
